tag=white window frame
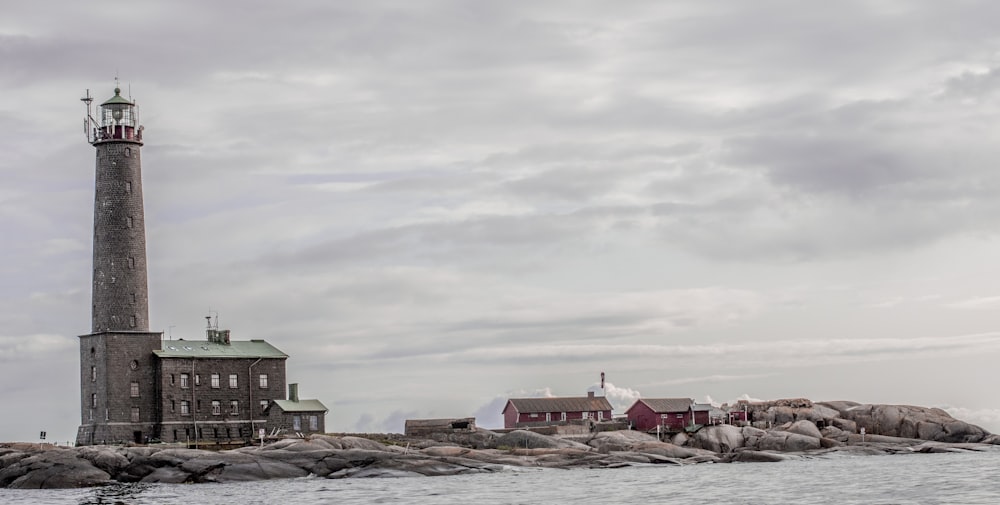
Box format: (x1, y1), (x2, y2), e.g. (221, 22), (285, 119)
(229, 374), (238, 389)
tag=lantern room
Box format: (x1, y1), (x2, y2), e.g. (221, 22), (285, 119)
(94, 86), (141, 143)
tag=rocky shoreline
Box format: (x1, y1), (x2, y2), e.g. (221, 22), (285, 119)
(2, 400), (998, 489)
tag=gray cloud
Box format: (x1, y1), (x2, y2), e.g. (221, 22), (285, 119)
(4, 1), (1000, 440)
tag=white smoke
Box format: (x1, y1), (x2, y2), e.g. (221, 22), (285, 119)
(734, 393), (764, 403)
(588, 382), (641, 413)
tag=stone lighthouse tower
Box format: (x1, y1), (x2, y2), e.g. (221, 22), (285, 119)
(76, 84), (162, 446)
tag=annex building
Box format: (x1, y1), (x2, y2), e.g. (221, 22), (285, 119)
(75, 85), (326, 446)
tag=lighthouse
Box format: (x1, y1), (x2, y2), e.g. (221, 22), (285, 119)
(87, 84), (150, 332)
(76, 84), (162, 446)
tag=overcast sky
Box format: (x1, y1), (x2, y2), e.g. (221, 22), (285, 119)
(3, 0), (1000, 442)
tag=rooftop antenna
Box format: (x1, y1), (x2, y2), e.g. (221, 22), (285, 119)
(206, 309), (219, 329)
(80, 89), (94, 143)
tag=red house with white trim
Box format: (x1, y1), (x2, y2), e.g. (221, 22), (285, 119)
(502, 392), (613, 429)
(625, 398), (695, 432)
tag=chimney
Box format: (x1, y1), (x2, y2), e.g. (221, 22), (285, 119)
(288, 383), (299, 403)
(588, 391), (595, 399)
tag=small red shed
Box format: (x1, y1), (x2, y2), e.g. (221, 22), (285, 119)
(502, 392), (613, 429)
(625, 398), (695, 432)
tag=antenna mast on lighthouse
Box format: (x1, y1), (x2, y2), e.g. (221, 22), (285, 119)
(80, 89), (94, 143)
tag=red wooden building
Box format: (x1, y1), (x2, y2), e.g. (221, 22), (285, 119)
(625, 398), (695, 432)
(502, 392), (613, 429)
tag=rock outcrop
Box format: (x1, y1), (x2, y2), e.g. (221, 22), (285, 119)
(1, 399), (995, 489)
(819, 402), (989, 443)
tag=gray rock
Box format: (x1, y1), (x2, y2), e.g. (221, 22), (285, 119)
(587, 431), (658, 453)
(140, 466), (193, 484)
(216, 459), (310, 482)
(3, 451), (111, 489)
(494, 430), (576, 450)
(688, 425), (745, 453)
(724, 450), (790, 463)
(754, 431), (821, 452)
(837, 404), (989, 443)
(631, 441), (713, 459)
(783, 420), (822, 439)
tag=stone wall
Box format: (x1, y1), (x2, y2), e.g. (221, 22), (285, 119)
(77, 332), (162, 445)
(91, 139), (149, 333)
(157, 356), (287, 443)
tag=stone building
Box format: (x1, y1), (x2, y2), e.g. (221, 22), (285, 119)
(75, 86), (326, 446)
(264, 383), (329, 435)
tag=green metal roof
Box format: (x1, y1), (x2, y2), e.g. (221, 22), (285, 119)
(153, 339), (288, 359)
(101, 87), (133, 106)
(272, 399), (328, 413)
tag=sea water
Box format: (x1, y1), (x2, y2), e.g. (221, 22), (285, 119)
(3, 449), (999, 504)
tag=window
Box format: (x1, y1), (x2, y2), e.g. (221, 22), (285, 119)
(131, 407), (140, 422)
(293, 416), (301, 431)
(129, 315), (136, 327)
(170, 374), (175, 386)
(126, 216), (133, 228)
(89, 409), (93, 421)
(309, 416), (318, 431)
(195, 374), (200, 386)
(529, 413), (538, 418)
(545, 412), (551, 422)
(196, 400), (202, 412)
(561, 412), (567, 421)
(598, 411), (604, 421)
(125, 181), (132, 192)
(91, 393), (97, 408)
(229, 374), (238, 389)
(259, 374), (268, 388)
(230, 400), (239, 415)
(661, 414), (669, 419)
(170, 400), (175, 413)
(130, 293), (136, 303)
(180, 400), (190, 416)
(124, 147), (131, 157)
(130, 382), (139, 398)
(581, 411), (588, 420)
(211, 373), (220, 388)
(180, 373), (189, 388)
(128, 257), (135, 269)
(211, 401), (221, 415)
(91, 366), (96, 382)
(260, 400), (269, 413)
(676, 414), (684, 419)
